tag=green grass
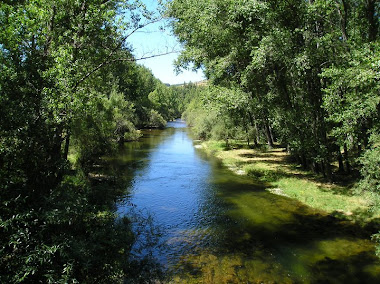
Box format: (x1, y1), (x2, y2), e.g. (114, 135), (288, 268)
(201, 140), (380, 224)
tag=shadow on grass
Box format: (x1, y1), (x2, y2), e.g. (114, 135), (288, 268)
(233, 160), (380, 245)
(245, 166), (298, 183)
(238, 152), (288, 160)
(241, 157), (361, 198)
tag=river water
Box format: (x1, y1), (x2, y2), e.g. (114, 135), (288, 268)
(115, 121), (380, 283)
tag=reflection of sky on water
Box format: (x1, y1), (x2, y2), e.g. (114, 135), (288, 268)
(117, 120), (222, 265)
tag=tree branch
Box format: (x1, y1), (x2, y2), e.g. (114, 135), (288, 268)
(74, 50), (179, 89)
(73, 18), (172, 90)
(43, 5), (56, 57)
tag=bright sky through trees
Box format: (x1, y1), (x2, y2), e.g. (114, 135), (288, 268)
(127, 0), (205, 85)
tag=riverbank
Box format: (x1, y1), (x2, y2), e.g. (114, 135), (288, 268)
(197, 140), (380, 227)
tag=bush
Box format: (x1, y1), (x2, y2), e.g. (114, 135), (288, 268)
(146, 109), (166, 129)
(359, 134), (380, 194)
(0, 172), (135, 283)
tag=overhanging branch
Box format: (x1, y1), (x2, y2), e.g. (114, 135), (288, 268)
(73, 18), (169, 90)
(74, 50), (179, 89)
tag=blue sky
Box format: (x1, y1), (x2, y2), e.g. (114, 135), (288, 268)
(126, 0), (205, 85)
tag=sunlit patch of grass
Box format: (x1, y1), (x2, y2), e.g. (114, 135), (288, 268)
(274, 177), (368, 216)
(200, 140), (226, 154)
(201, 140), (380, 224)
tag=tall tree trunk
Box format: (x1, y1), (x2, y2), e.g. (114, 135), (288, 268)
(336, 0), (349, 41)
(254, 120), (260, 146)
(344, 143), (350, 174)
(337, 149), (345, 173)
(313, 161), (320, 174)
(265, 119), (274, 148)
(321, 161), (326, 177)
(287, 144), (291, 154)
(366, 0), (378, 42)
(63, 132), (70, 161)
(244, 126), (250, 147)
(302, 153), (308, 169)
(248, 111), (259, 146)
(269, 125), (275, 145)
(325, 158), (333, 181)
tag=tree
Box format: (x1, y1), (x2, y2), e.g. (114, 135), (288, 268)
(168, 0), (380, 255)
(0, 0), (165, 281)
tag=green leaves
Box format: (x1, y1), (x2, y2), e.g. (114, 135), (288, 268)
(1, 0), (168, 281)
(322, 42), (380, 148)
(169, 0), (380, 177)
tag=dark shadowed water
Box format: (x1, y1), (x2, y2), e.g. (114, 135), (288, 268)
(114, 120), (380, 283)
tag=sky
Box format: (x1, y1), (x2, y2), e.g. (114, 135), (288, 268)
(126, 0), (205, 85)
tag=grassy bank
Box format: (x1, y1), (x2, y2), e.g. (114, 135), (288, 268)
(199, 140), (380, 226)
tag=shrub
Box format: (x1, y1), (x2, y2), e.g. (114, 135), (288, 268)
(359, 134), (380, 194)
(147, 109), (166, 129)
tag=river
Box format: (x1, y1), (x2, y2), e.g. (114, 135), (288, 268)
(114, 120), (380, 283)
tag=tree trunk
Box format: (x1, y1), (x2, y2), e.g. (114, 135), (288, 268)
(313, 161), (320, 174)
(321, 162), (326, 177)
(244, 125), (250, 147)
(366, 0), (378, 42)
(265, 120), (274, 148)
(337, 149), (345, 173)
(324, 157), (333, 181)
(344, 143), (350, 174)
(302, 154), (308, 169)
(254, 120), (260, 146)
(63, 132), (70, 161)
(296, 154), (302, 165)
(248, 111), (260, 146)
(269, 125), (275, 145)
(357, 144), (362, 155)
(336, 0), (349, 41)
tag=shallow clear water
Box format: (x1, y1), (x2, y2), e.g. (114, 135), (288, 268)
(115, 121), (380, 283)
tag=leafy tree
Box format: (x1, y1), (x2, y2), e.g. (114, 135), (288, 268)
(0, 0), (166, 281)
(168, 0), (380, 255)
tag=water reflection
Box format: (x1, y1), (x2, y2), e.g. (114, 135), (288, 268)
(115, 121), (380, 283)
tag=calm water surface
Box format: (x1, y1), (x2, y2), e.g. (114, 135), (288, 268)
(115, 121), (380, 283)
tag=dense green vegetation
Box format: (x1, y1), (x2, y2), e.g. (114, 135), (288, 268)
(1, 0), (379, 282)
(168, 0), (380, 254)
(0, 0), (187, 282)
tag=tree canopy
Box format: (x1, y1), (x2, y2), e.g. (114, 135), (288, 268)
(168, 0), (380, 254)
(0, 0), (179, 281)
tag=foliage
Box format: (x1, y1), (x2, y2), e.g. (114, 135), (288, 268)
(168, 0), (380, 255)
(322, 43), (380, 151)
(0, 0), (168, 281)
(146, 109), (167, 129)
(373, 233), (380, 257)
(183, 84), (263, 146)
(359, 133), (380, 194)
(0, 171), (135, 283)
